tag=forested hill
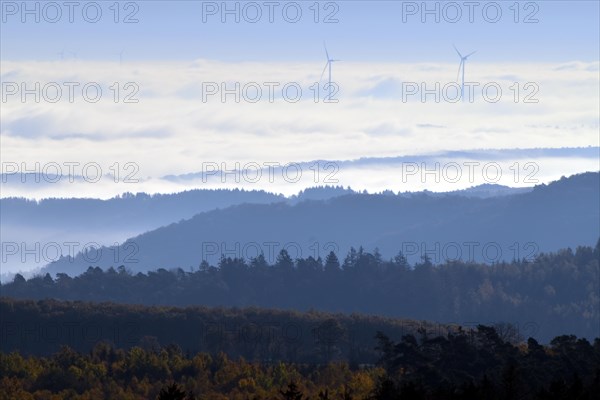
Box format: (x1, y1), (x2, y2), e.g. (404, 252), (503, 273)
(0, 297), (445, 359)
(1, 188), (282, 240)
(39, 172), (600, 276)
(6, 242), (599, 341)
(1, 321), (599, 399)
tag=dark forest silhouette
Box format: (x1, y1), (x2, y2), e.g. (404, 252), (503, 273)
(1, 323), (598, 399)
(4, 241), (599, 341)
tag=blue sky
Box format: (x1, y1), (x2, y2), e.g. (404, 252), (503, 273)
(1, 1), (599, 62)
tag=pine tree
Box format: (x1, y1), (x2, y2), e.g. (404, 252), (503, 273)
(324, 251), (340, 272)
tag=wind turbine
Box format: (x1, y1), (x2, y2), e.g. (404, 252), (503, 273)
(118, 49), (124, 65)
(320, 43), (340, 101)
(453, 44), (476, 101)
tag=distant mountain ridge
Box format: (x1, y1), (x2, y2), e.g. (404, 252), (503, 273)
(37, 172), (600, 276)
(161, 147), (599, 182)
(2, 183), (537, 278)
(444, 183), (533, 198)
(0, 182), (534, 230)
(1, 188), (283, 229)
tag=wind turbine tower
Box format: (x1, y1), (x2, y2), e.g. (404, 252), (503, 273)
(453, 45), (477, 101)
(320, 43), (340, 101)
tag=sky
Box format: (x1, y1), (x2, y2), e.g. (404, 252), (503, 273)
(1, 0), (599, 197)
(2, 1), (599, 62)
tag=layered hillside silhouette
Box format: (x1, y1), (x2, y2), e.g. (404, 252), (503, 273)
(1, 183), (526, 259)
(37, 172), (599, 276)
(6, 241), (599, 341)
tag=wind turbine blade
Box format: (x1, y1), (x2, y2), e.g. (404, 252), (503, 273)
(324, 42), (330, 60)
(320, 62), (329, 81)
(456, 60), (463, 82)
(465, 50), (477, 58)
(453, 44), (462, 58)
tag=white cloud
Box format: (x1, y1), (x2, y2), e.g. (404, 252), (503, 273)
(1, 59), (598, 197)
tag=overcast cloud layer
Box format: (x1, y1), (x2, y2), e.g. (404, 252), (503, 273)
(1, 59), (599, 197)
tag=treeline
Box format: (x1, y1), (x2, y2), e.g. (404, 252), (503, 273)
(4, 242), (599, 341)
(1, 325), (598, 399)
(370, 326), (600, 400)
(0, 297), (447, 360)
